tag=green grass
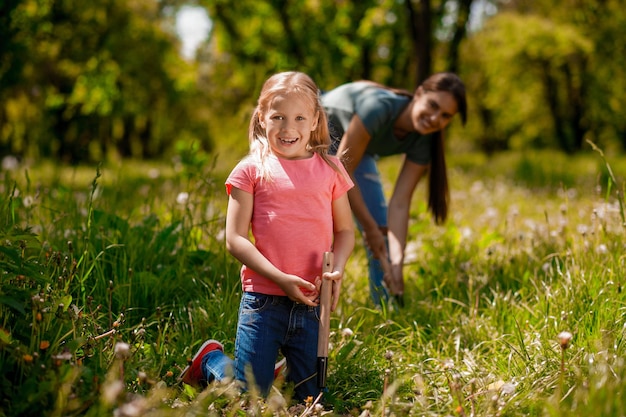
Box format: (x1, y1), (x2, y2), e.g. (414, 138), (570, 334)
(1, 148), (625, 416)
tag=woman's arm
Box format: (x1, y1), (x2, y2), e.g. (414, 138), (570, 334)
(337, 116), (389, 268)
(386, 158), (428, 294)
(225, 187), (317, 305)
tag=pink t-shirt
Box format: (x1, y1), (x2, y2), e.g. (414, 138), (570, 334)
(225, 153), (353, 296)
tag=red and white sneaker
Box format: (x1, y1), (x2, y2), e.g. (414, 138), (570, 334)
(274, 357), (287, 379)
(179, 339), (224, 387)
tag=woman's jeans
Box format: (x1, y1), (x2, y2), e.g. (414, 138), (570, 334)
(202, 292), (319, 401)
(352, 154), (390, 306)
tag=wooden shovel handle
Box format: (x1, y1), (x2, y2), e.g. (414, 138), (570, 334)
(317, 252), (333, 388)
(317, 252), (333, 356)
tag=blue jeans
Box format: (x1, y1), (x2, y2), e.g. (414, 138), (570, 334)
(352, 155), (390, 306)
(202, 292), (320, 401)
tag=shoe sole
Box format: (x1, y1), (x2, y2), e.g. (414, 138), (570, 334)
(178, 339), (223, 382)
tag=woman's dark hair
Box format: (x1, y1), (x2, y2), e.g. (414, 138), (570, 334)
(422, 72), (466, 224)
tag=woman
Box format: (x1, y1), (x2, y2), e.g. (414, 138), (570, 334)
(321, 72), (467, 306)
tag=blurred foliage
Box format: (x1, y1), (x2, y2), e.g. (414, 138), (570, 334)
(459, 0), (626, 154)
(1, 0), (626, 163)
(0, 0), (212, 163)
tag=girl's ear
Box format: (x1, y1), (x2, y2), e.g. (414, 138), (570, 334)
(259, 114), (266, 129)
(414, 86), (425, 97)
(311, 111), (319, 131)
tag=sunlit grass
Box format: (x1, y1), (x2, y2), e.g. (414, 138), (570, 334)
(1, 148), (625, 416)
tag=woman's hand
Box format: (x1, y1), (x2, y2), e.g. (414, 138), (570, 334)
(363, 226), (389, 265)
(389, 263), (404, 296)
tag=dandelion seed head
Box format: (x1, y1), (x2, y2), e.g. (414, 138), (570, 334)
(442, 358), (454, 369)
(114, 342), (131, 359)
(2, 156), (19, 171)
(176, 192), (189, 205)
(341, 328), (354, 338)
(596, 244), (608, 254)
(23, 195), (34, 208)
(558, 331), (573, 349)
(53, 351), (73, 361)
(117, 397), (147, 417)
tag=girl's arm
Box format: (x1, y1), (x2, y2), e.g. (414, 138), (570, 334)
(337, 116), (389, 272)
(326, 193), (355, 311)
(386, 158), (428, 294)
(225, 186), (318, 305)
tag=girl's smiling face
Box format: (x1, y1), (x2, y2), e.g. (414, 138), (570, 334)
(410, 89), (458, 135)
(260, 92), (319, 160)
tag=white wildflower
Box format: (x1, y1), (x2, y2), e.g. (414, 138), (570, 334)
(23, 195), (34, 208)
(176, 192), (189, 205)
(1, 156), (19, 170)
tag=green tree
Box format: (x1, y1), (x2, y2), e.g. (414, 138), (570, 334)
(462, 0), (626, 153)
(0, 0), (211, 163)
(461, 12), (592, 153)
(197, 0), (476, 156)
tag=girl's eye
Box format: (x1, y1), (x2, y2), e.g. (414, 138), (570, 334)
(296, 116), (305, 121)
(428, 100), (438, 110)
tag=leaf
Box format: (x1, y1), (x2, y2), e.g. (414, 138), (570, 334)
(0, 295), (26, 315)
(0, 327), (12, 345)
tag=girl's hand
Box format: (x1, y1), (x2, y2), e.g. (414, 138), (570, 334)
(318, 270), (343, 312)
(279, 274), (319, 306)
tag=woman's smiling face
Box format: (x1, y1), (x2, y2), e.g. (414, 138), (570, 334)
(410, 89), (458, 135)
(260, 92), (319, 160)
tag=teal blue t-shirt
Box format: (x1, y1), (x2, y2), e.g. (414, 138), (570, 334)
(321, 81), (432, 165)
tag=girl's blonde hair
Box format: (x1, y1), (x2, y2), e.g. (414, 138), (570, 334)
(248, 71), (340, 181)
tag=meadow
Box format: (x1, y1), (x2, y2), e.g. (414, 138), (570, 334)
(1, 146), (625, 416)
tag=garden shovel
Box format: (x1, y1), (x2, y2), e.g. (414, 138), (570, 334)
(317, 251), (333, 390)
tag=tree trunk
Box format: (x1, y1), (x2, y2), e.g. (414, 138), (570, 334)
(447, 0), (472, 74)
(563, 57), (587, 151)
(406, 0), (432, 85)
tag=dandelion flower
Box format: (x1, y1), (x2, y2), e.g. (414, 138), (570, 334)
(115, 342), (131, 359)
(2, 156), (19, 170)
(558, 331), (573, 350)
(176, 192), (189, 205)
(341, 328), (354, 338)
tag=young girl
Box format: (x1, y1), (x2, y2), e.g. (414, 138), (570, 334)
(321, 73), (467, 307)
(179, 71), (355, 401)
